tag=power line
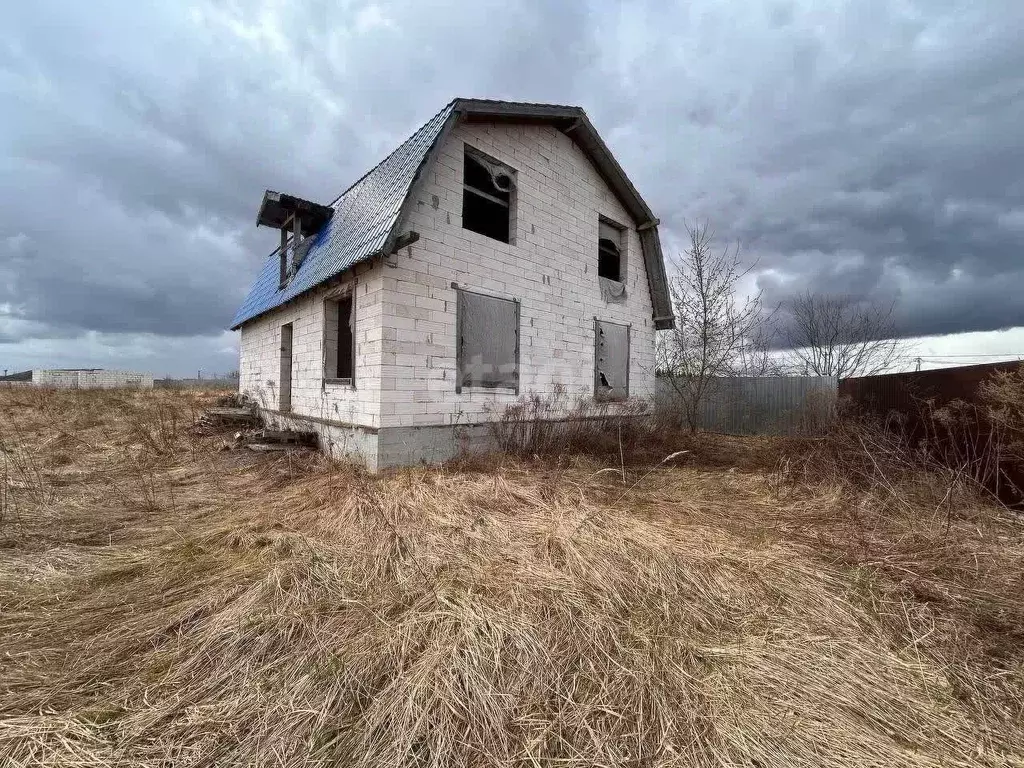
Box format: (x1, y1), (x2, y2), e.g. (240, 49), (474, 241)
(914, 353), (1024, 358)
(916, 359), (1023, 366)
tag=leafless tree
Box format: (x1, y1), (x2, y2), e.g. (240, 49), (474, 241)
(734, 325), (782, 378)
(782, 291), (905, 379)
(657, 221), (773, 432)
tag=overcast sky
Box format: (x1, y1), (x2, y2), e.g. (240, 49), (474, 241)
(2, 0), (1023, 376)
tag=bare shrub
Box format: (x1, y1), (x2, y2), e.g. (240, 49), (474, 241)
(771, 388), (1022, 517)
(487, 388), (654, 460)
(917, 398), (1020, 508)
(793, 365), (1024, 509)
(657, 221), (774, 433)
(980, 365), (1024, 479)
(768, 402), (915, 500)
(125, 401), (182, 458)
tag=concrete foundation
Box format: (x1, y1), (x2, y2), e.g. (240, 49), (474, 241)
(377, 422), (497, 468)
(260, 408), (498, 470)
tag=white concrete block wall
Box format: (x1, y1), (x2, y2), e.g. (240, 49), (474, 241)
(75, 370), (154, 388)
(35, 370), (80, 388)
(238, 260), (384, 428)
(378, 121), (658, 428)
(30, 370), (154, 388)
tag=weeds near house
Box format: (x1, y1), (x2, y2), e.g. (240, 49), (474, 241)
(1, 388), (1023, 767)
(487, 387), (656, 459)
(777, 366), (1024, 511)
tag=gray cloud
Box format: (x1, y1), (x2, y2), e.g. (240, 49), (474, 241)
(609, 0), (1024, 338)
(1, 0), (1023, 374)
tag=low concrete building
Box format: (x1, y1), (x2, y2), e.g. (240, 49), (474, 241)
(232, 98), (674, 469)
(0, 369), (154, 389)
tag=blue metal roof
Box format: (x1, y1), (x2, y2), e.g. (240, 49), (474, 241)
(230, 101), (456, 329)
(231, 98), (675, 331)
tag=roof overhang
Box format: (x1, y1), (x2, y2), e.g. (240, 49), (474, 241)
(257, 190), (334, 232)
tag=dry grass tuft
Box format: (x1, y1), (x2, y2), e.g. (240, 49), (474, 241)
(1, 389), (1023, 766)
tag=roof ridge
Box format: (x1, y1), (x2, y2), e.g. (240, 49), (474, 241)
(454, 97), (584, 111)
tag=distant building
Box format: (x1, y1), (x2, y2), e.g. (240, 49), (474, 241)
(0, 369), (154, 389)
(231, 98), (674, 470)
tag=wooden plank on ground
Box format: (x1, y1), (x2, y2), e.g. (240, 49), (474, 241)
(247, 443), (292, 453)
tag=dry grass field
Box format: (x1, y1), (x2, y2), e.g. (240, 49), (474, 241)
(1, 387), (1023, 767)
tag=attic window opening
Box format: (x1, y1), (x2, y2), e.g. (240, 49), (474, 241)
(279, 216), (303, 289)
(598, 219), (624, 281)
(256, 190), (333, 291)
(462, 146), (515, 243)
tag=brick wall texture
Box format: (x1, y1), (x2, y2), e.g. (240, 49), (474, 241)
(238, 120), (659, 430)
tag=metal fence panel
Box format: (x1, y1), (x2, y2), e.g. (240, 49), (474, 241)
(839, 362), (1020, 414)
(656, 376), (837, 436)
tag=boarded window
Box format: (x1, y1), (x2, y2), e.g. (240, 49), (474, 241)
(324, 292), (355, 384)
(598, 219), (624, 281)
(462, 146), (515, 243)
(594, 319), (630, 400)
(456, 289), (519, 392)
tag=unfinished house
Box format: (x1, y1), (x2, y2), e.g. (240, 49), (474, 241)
(232, 99), (674, 469)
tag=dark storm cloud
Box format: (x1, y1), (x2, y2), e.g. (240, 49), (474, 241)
(1, 0), (1023, 374)
(0, 0), (597, 361)
(590, 0), (1024, 339)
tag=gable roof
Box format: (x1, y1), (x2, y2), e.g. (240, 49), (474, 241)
(231, 98), (674, 330)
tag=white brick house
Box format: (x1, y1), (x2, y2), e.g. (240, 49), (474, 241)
(232, 99), (674, 469)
